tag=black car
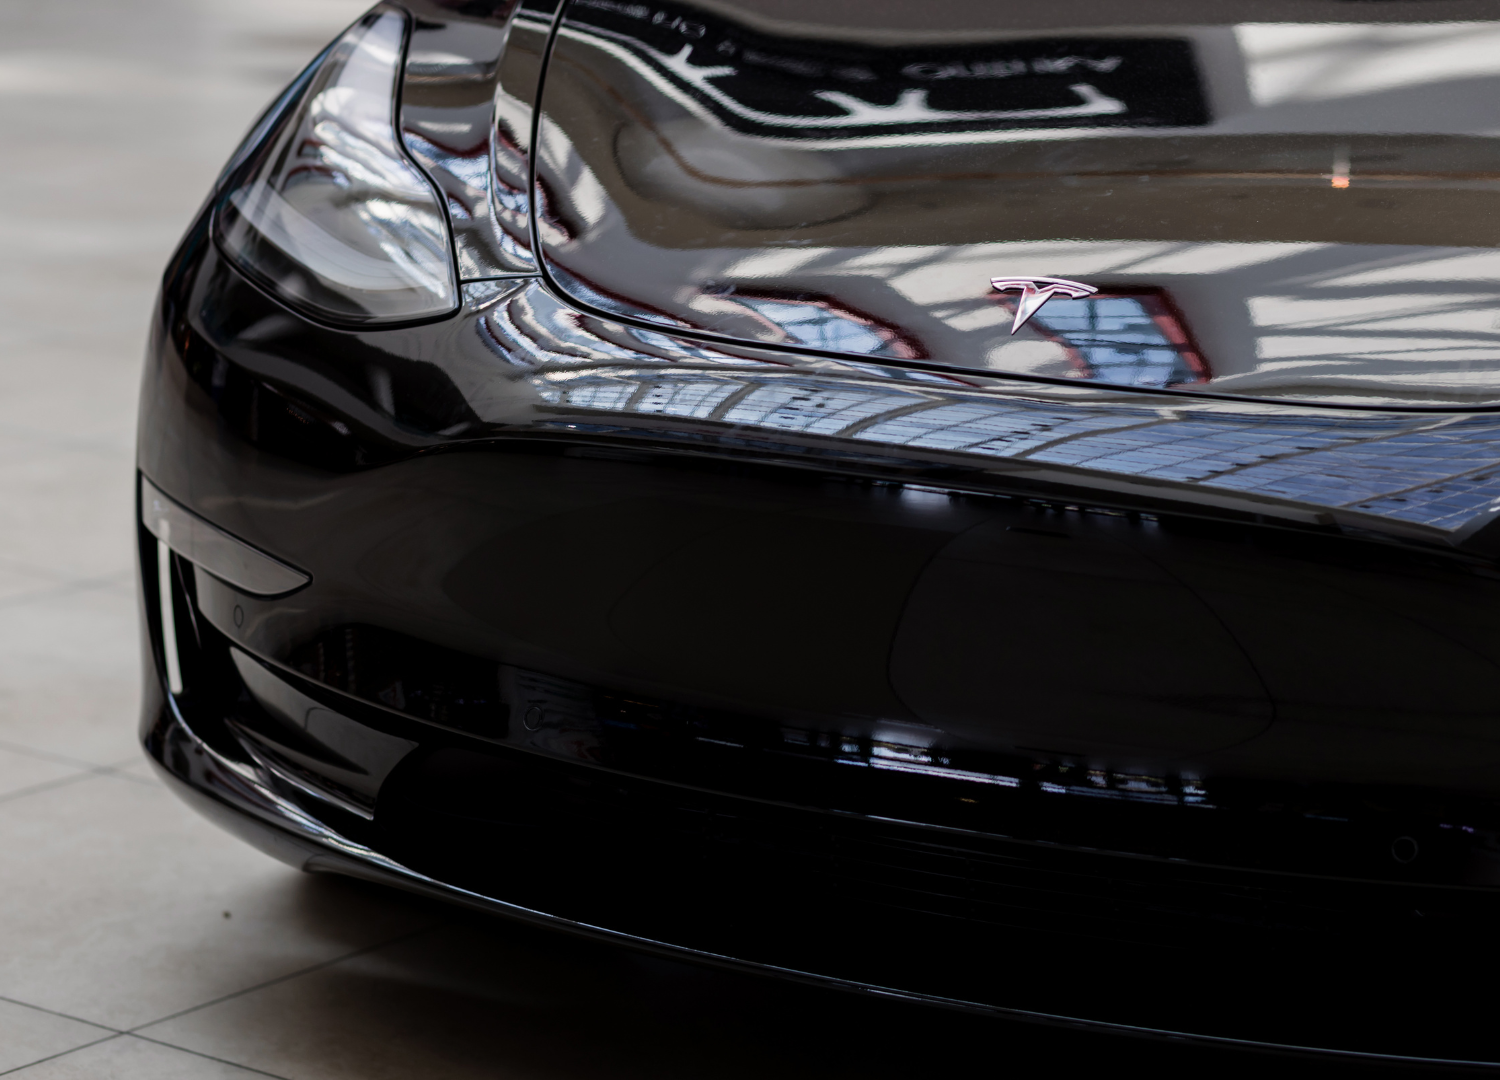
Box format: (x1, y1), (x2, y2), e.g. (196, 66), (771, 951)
(139, 0), (1500, 1064)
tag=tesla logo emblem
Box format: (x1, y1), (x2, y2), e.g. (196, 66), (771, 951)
(990, 276), (1098, 334)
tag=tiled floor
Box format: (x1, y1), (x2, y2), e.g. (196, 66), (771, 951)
(0, 2), (1402, 1077)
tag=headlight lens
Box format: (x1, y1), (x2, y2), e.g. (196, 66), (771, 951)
(214, 6), (458, 325)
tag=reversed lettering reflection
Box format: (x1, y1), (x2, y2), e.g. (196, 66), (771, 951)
(564, 0), (1211, 139)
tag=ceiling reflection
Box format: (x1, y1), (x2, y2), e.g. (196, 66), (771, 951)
(499, 657), (1230, 810)
(456, 280), (1500, 541)
(463, 281), (1500, 539)
(399, 14), (533, 277)
(529, 0), (1500, 405)
(566, 0), (1209, 140)
(998, 287), (1209, 388)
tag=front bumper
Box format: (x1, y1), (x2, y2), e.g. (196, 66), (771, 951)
(138, 599), (1500, 1068)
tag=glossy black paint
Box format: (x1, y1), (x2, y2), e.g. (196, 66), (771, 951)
(535, 0), (1500, 404)
(140, 0), (1500, 1064)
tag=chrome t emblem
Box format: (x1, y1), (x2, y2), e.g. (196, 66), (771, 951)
(990, 276), (1098, 334)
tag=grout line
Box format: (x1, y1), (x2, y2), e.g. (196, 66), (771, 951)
(99, 759), (159, 786)
(0, 770), (105, 808)
(0, 739), (124, 773)
(0, 918), (440, 1077)
(0, 1032), (294, 1080)
(0, 1034), (123, 1077)
(0, 995), (119, 1034)
(0, 570), (134, 615)
(127, 923), (444, 1034)
(0, 928), (444, 1077)
(95, 757), (162, 788)
(0, 743), (158, 790)
(125, 1034), (297, 1079)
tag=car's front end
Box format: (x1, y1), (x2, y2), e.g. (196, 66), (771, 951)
(140, 0), (1500, 1063)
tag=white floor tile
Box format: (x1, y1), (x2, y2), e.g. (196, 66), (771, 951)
(0, 561), (72, 606)
(0, 451), (135, 583)
(0, 673), (144, 771)
(0, 998), (113, 1073)
(0, 584), (141, 766)
(137, 923), (652, 1080)
(134, 920), (953, 1080)
(0, 744), (87, 800)
(0, 773), (434, 1030)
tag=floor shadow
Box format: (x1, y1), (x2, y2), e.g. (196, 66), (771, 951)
(223, 873), (1433, 1079)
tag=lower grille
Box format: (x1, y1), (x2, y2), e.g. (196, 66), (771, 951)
(375, 744), (1500, 1055)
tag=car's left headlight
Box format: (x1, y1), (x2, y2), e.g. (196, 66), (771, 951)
(213, 4), (458, 326)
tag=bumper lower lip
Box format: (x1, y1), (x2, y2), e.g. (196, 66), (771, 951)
(144, 692), (915, 989)
(141, 690), (1498, 1069)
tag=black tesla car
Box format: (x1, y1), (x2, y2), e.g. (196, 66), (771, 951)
(139, 0), (1500, 1064)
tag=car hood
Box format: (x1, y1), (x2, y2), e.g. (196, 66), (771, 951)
(531, 0), (1500, 407)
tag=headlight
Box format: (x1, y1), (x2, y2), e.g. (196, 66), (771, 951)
(213, 5), (458, 326)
